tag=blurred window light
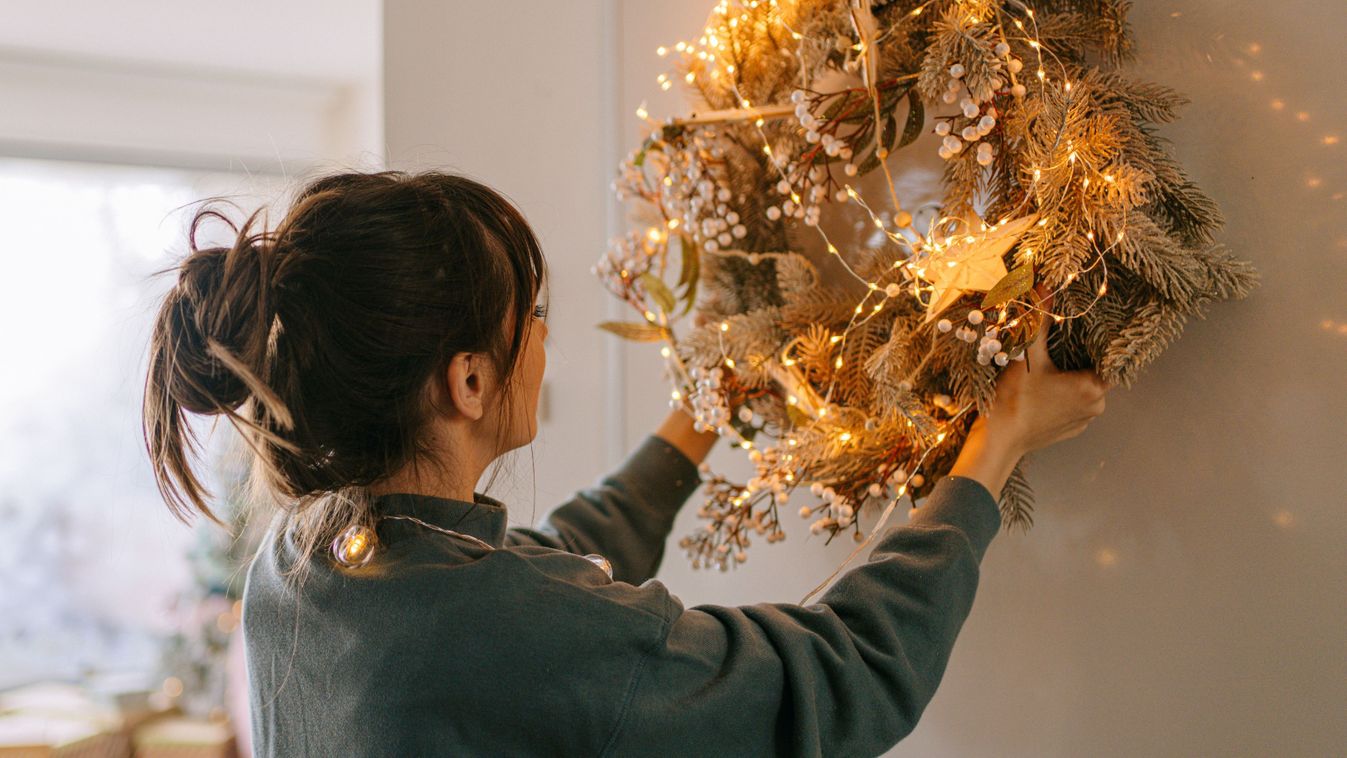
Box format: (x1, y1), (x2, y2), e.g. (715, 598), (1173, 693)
(0, 156), (283, 688)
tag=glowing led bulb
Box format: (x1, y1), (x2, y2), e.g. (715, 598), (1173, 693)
(332, 525), (378, 568)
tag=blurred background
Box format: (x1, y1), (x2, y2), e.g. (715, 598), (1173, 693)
(1, 1), (1343, 756)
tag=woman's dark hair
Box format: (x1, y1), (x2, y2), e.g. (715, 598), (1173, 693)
(143, 170), (546, 561)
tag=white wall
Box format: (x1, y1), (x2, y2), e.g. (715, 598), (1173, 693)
(0, 1), (383, 173)
(385, 2), (1346, 755)
(383, 1), (621, 521)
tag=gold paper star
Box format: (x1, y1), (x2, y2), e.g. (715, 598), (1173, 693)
(922, 213), (1039, 323)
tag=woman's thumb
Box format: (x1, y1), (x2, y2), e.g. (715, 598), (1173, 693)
(1025, 283), (1058, 373)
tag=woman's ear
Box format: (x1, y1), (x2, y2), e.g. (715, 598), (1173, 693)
(445, 352), (488, 421)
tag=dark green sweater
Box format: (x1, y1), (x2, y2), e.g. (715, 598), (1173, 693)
(243, 435), (1001, 757)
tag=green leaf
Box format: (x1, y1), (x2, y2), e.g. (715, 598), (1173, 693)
(639, 272), (676, 314)
(597, 321), (669, 342)
(899, 90), (924, 148)
(981, 263), (1035, 309)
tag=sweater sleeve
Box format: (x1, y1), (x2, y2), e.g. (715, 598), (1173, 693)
(600, 475), (1001, 758)
(505, 434), (703, 585)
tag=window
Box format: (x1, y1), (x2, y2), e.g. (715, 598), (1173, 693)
(0, 156), (283, 688)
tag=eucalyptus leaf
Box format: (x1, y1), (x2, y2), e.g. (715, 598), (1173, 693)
(899, 90), (924, 148)
(882, 114), (900, 152)
(981, 263), (1035, 309)
(674, 234), (690, 288)
(821, 91), (856, 121)
(679, 243), (700, 316)
(597, 321), (669, 342)
(639, 272), (676, 314)
(785, 404), (812, 428)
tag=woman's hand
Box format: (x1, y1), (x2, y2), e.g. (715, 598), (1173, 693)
(950, 293), (1113, 497)
(654, 407), (720, 466)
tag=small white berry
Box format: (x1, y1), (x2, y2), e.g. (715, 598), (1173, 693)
(1008, 58), (1024, 74)
(868, 483), (883, 497)
(937, 318), (953, 333)
(1012, 83), (1027, 97)
(995, 42), (1011, 57)
(968, 309), (985, 325)
(941, 90), (958, 104)
(962, 126), (981, 141)
(994, 352), (1010, 366)
(948, 63), (966, 78)
(935, 121), (952, 136)
(885, 283), (902, 297)
(790, 89), (806, 104)
(766, 206), (782, 220)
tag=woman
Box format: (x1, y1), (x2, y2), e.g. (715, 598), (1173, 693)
(143, 170), (1108, 757)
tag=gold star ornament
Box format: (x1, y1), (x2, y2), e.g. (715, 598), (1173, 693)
(921, 213), (1039, 323)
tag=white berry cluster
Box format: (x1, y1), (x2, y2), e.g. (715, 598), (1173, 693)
(592, 228), (653, 299)
(680, 464), (789, 570)
(614, 126), (749, 254)
(936, 308), (1027, 367)
(687, 365), (731, 433)
(931, 43), (1026, 165)
(803, 465), (922, 541)
(761, 90), (858, 227)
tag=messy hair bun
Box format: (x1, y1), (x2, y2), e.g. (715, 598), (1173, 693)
(143, 171), (546, 542)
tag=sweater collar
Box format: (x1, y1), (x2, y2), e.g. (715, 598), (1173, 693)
(371, 491), (509, 548)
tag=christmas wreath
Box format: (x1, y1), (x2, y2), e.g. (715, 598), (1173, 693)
(596, 0), (1258, 583)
